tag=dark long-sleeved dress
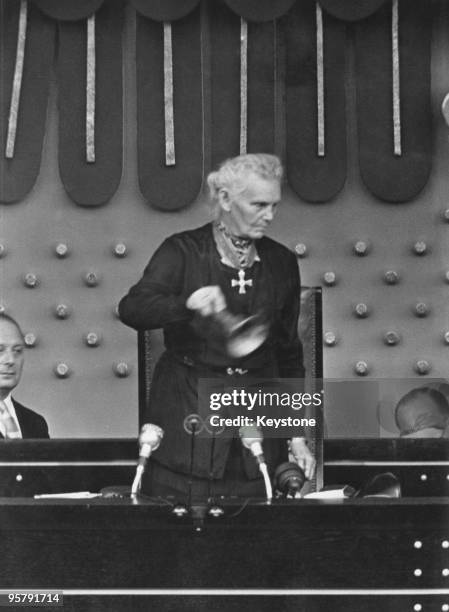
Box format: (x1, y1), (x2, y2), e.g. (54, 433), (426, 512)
(119, 223), (304, 483)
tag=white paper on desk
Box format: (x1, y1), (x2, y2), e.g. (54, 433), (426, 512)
(304, 485), (356, 499)
(34, 492), (101, 499)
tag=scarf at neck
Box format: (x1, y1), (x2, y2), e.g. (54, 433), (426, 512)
(213, 221), (258, 269)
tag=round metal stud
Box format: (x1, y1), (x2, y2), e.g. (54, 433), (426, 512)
(415, 360), (431, 375)
(15, 473), (23, 482)
(84, 271), (100, 287)
(443, 569), (449, 577)
(24, 333), (37, 348)
(442, 604), (449, 611)
(55, 243), (69, 258)
(54, 304), (71, 319)
(420, 474), (428, 482)
(54, 363), (71, 378)
(354, 303), (369, 318)
(85, 332), (101, 347)
(23, 273), (39, 288)
(353, 240), (369, 256)
(443, 332), (449, 345)
(323, 272), (337, 286)
(354, 361), (369, 376)
(413, 541), (422, 549)
(294, 243), (308, 258)
(113, 362), (131, 378)
(413, 605), (422, 612)
(384, 331), (401, 346)
(0, 304), (7, 315)
(113, 242), (128, 258)
(0, 244), (7, 258)
(413, 569), (422, 577)
(324, 332), (337, 346)
(442, 541), (449, 548)
(383, 270), (400, 285)
(414, 303), (429, 317)
(413, 241), (428, 255)
(443, 209), (449, 222)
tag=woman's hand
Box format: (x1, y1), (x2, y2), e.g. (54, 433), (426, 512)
(289, 437), (316, 480)
(186, 286), (227, 317)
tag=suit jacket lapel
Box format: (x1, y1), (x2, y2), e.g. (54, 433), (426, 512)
(11, 398), (26, 438)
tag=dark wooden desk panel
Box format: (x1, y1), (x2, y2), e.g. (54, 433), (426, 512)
(1, 497), (448, 591)
(1, 439), (448, 497)
(324, 439), (449, 496)
(0, 439), (136, 496)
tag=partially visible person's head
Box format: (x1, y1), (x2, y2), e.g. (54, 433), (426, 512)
(395, 387), (449, 437)
(0, 315), (25, 400)
(207, 154), (283, 240)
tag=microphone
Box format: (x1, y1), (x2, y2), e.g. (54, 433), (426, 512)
(138, 423), (164, 466)
(131, 424), (164, 496)
(239, 423), (265, 465)
(274, 462), (306, 497)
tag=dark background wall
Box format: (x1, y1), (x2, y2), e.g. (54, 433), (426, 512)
(1, 2), (448, 438)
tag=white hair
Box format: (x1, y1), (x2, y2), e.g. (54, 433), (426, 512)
(207, 153), (283, 203)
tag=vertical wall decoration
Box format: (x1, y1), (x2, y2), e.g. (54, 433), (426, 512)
(391, 0), (401, 157)
(5, 0), (28, 160)
(85, 14), (96, 164)
(163, 22), (176, 167)
(0, 0), (435, 207)
(355, 0), (431, 202)
(0, 1), (54, 203)
(48, 0), (123, 206)
(284, 0), (347, 203)
(211, 0), (295, 168)
(316, 2), (325, 157)
(133, 0), (203, 211)
(240, 18), (248, 155)
(209, 0), (241, 167)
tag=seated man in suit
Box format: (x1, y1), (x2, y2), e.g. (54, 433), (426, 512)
(395, 386), (449, 438)
(0, 314), (49, 439)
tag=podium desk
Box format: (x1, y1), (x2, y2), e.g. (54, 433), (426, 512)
(1, 496), (449, 610)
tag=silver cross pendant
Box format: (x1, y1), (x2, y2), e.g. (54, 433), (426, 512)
(231, 269), (252, 294)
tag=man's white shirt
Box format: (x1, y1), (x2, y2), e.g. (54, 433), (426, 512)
(0, 394), (22, 438)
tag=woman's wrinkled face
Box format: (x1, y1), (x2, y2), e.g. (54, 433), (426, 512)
(218, 173), (281, 239)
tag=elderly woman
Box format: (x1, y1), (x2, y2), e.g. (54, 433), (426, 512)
(119, 153), (315, 498)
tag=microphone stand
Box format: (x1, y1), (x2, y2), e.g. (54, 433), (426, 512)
(131, 464), (144, 497)
(259, 462), (273, 503)
(207, 432), (216, 503)
(187, 420), (197, 510)
(239, 425), (273, 503)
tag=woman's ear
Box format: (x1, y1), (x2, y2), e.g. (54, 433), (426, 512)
(217, 188), (232, 212)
